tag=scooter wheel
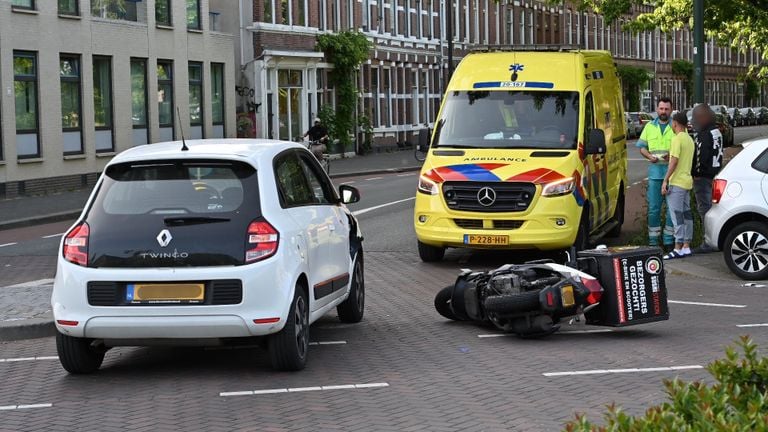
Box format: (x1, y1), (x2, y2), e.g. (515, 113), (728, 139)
(484, 290), (541, 316)
(434, 286), (460, 321)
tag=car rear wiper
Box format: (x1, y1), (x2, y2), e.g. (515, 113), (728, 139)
(164, 216), (231, 226)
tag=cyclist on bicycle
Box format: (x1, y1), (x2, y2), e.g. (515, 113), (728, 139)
(303, 118), (329, 161)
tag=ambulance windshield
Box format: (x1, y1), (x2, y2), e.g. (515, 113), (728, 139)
(433, 90), (580, 149)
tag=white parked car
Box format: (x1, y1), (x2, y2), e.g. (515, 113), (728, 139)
(52, 139), (365, 373)
(704, 139), (768, 280)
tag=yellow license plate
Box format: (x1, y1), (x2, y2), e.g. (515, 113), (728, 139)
(561, 285), (575, 307)
(463, 234), (509, 245)
(127, 283), (205, 302)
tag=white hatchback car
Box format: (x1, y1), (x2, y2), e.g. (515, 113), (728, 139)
(52, 139), (365, 373)
(704, 139), (768, 280)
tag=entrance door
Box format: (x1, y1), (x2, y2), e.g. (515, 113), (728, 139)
(278, 70), (304, 141)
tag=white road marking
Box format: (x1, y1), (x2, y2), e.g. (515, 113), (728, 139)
(0, 356), (59, 363)
(2, 279), (55, 289)
(543, 365), (704, 377)
(0, 243), (17, 248)
(736, 323), (768, 328)
(0, 403), (52, 411)
(478, 329), (613, 338)
(308, 340), (347, 346)
(42, 233), (64, 239)
(204, 341), (346, 351)
(668, 300), (746, 308)
(339, 181), (356, 185)
(397, 173), (416, 177)
(351, 197), (416, 216)
(220, 382), (389, 397)
(365, 176), (383, 181)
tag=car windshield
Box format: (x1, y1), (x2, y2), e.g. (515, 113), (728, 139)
(97, 160), (256, 215)
(433, 90), (580, 149)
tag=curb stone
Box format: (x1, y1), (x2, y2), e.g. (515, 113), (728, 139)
(0, 317), (56, 342)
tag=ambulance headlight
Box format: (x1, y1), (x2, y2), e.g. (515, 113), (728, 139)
(418, 175), (439, 195)
(542, 177), (576, 197)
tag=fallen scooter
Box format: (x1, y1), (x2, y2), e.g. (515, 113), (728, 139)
(434, 246), (669, 337)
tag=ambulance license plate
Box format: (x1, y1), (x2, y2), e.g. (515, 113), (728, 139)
(463, 234), (509, 245)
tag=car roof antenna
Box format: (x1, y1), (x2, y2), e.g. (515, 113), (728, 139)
(176, 107), (189, 151)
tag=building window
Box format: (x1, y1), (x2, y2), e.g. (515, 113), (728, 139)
(12, 0), (34, 10)
(59, 0), (78, 15)
(187, 0), (201, 29)
(188, 62), (204, 138)
(60, 55), (83, 155)
(130, 58), (149, 146)
(211, 63), (225, 138)
(156, 0), (171, 25)
(14, 51), (39, 159)
(93, 56), (114, 152)
(91, 0), (138, 21)
(158, 61), (175, 141)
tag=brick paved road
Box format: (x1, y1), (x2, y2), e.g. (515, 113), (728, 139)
(1, 251), (767, 431)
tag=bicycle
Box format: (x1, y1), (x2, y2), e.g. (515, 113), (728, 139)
(297, 137), (331, 174)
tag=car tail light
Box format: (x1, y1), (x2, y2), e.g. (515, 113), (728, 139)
(245, 220), (279, 263)
(63, 223), (89, 266)
(712, 179), (727, 204)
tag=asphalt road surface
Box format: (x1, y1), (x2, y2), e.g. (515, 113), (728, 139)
(1, 126), (767, 431)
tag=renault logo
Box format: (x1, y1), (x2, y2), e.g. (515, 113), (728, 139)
(156, 229), (173, 248)
(477, 187), (497, 207)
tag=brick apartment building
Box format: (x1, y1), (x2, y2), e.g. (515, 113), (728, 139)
(0, 0), (235, 198)
(230, 0), (763, 151)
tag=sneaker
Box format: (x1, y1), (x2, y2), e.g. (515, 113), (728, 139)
(693, 244), (717, 254)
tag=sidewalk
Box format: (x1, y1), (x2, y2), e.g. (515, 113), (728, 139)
(0, 149), (423, 231)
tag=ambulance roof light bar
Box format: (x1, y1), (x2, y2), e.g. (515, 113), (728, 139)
(469, 44), (582, 53)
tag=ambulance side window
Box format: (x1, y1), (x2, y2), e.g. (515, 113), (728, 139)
(584, 92), (595, 145)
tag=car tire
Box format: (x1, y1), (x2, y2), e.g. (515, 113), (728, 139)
(337, 253), (365, 323)
(484, 290), (542, 316)
(56, 332), (105, 374)
(268, 285), (310, 371)
(434, 286), (459, 321)
(723, 221), (768, 281)
(573, 209), (590, 252)
(418, 240), (445, 262)
(606, 190), (625, 238)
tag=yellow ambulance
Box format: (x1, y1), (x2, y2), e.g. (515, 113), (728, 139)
(414, 47), (627, 262)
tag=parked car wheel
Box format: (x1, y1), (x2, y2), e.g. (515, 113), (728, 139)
(56, 333), (105, 374)
(723, 221), (768, 280)
(268, 285), (310, 371)
(418, 240), (445, 262)
(337, 252), (365, 323)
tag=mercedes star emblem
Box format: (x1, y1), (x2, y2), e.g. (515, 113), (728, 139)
(477, 187), (497, 207)
(156, 229), (173, 248)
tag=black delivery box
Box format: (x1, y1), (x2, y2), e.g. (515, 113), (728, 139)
(578, 246), (669, 327)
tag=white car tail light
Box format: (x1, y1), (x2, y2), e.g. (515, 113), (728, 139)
(712, 179), (727, 203)
(245, 220), (279, 263)
(63, 223), (89, 266)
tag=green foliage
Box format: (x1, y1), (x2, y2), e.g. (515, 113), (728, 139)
(316, 31), (372, 152)
(564, 336), (768, 431)
(544, 0), (768, 81)
(671, 59), (694, 107)
(617, 65), (651, 111)
(744, 78), (761, 106)
(358, 115), (374, 154)
(317, 105), (339, 153)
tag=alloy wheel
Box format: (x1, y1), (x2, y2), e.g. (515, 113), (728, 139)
(730, 230), (768, 274)
(294, 296), (309, 359)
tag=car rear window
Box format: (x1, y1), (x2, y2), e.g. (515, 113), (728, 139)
(99, 160), (256, 215)
(752, 148), (768, 174)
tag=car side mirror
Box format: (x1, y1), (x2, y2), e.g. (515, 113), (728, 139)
(585, 129), (606, 155)
(339, 184), (360, 205)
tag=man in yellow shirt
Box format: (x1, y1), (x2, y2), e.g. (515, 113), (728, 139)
(661, 112), (695, 259)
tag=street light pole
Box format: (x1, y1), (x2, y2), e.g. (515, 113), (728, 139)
(693, 0), (705, 104)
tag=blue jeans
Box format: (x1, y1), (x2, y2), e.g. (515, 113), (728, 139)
(647, 178), (675, 246)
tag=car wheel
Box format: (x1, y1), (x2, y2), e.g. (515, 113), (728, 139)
(56, 332), (105, 374)
(573, 209), (590, 252)
(606, 190), (625, 238)
(434, 286), (459, 321)
(337, 253), (365, 323)
(723, 222), (768, 281)
(418, 240), (445, 262)
(268, 285), (310, 371)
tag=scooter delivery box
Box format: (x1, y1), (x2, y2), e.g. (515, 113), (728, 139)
(578, 246), (669, 327)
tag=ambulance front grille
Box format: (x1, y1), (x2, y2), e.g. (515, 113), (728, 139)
(443, 182), (535, 213)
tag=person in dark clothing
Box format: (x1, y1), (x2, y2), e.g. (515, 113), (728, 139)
(691, 104), (724, 253)
(303, 118), (329, 160)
